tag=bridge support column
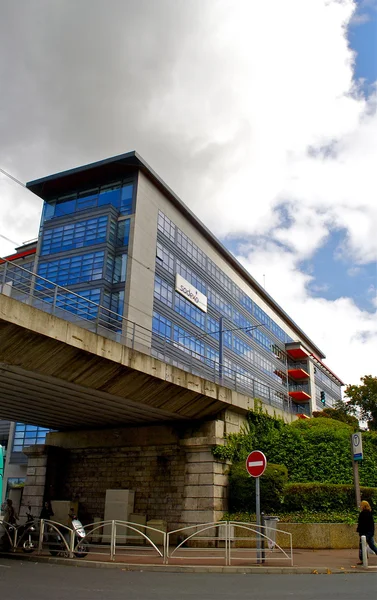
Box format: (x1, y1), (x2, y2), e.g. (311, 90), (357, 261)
(180, 420), (231, 525)
(21, 444), (48, 517)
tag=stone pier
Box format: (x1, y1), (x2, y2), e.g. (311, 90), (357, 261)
(20, 416), (242, 528)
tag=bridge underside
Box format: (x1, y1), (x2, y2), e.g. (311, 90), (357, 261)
(0, 295), (245, 430)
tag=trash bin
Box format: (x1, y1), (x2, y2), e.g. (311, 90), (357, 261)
(262, 516), (279, 550)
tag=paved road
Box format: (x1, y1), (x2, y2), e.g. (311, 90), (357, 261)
(0, 558), (376, 600)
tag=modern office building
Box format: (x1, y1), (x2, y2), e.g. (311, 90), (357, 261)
(17, 151), (343, 420)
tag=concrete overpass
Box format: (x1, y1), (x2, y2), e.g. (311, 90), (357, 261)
(0, 292), (295, 529)
(0, 293), (255, 430)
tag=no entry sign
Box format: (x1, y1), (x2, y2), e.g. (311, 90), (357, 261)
(246, 450), (267, 478)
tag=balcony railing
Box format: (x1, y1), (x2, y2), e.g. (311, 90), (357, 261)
(287, 360), (309, 371)
(289, 383), (310, 394)
(0, 258), (297, 414)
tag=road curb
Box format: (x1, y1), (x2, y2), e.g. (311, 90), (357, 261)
(1, 551), (374, 574)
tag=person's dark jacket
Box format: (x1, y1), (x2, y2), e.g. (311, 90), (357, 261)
(40, 506), (54, 520)
(357, 510), (375, 536)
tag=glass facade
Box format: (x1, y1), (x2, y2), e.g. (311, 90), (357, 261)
(37, 180), (134, 321)
(12, 423), (50, 453)
(153, 211), (296, 409)
(42, 182), (134, 222)
(38, 251), (105, 286)
(40, 216), (109, 255)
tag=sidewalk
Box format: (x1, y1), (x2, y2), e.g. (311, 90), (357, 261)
(1, 548), (377, 574)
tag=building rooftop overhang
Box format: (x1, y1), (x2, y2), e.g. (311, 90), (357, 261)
(27, 151), (327, 359)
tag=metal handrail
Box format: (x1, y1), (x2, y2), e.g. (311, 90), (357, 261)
(0, 259), (294, 412)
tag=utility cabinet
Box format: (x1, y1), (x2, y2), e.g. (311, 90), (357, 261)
(102, 489), (135, 543)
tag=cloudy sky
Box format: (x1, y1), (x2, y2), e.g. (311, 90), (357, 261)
(0, 0), (376, 387)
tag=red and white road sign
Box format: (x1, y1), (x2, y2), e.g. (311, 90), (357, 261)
(246, 451), (267, 478)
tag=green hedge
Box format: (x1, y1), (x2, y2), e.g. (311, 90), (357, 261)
(214, 411), (377, 487)
(282, 483), (377, 512)
(229, 462), (288, 513)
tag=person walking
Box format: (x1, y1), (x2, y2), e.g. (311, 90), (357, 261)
(40, 501), (54, 521)
(357, 500), (377, 564)
(3, 499), (17, 525)
(0, 499), (18, 549)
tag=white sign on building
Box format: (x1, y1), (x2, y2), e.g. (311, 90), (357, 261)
(175, 273), (207, 313)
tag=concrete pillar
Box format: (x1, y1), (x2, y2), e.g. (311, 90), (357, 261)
(180, 420), (231, 525)
(21, 444), (49, 517)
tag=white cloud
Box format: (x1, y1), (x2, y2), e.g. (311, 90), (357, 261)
(0, 0), (376, 385)
(237, 244), (377, 386)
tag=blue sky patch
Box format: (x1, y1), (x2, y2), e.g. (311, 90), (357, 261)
(299, 228), (376, 313)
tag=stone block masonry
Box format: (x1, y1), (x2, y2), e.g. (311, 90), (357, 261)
(21, 419), (233, 530)
(62, 443), (186, 531)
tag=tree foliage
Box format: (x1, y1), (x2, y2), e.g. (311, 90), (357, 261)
(343, 375), (377, 431)
(312, 407), (359, 429)
(213, 409), (377, 486)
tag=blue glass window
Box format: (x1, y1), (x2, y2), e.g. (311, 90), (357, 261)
(207, 287), (232, 318)
(156, 242), (174, 274)
(206, 315), (219, 340)
(111, 254), (128, 283)
(176, 259), (206, 294)
(176, 228), (206, 269)
(42, 182), (134, 221)
(224, 329), (232, 349)
(38, 251), (105, 286)
(55, 197), (76, 217)
(253, 327), (272, 352)
(254, 304), (272, 330)
(173, 325), (205, 360)
(120, 184), (133, 214)
(152, 312), (172, 339)
(207, 258), (232, 294)
(206, 346), (219, 367)
(233, 309), (253, 334)
(41, 216), (108, 255)
(154, 276), (173, 307)
(233, 336), (253, 361)
(174, 293), (206, 330)
(51, 288), (101, 319)
(239, 292), (254, 314)
(158, 211), (175, 242)
(117, 219), (131, 247)
(13, 423), (50, 453)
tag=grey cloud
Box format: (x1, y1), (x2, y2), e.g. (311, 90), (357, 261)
(0, 0), (216, 190)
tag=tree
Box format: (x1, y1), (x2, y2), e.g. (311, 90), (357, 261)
(343, 375), (377, 431)
(312, 407), (359, 429)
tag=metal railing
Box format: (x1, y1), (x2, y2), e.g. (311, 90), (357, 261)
(289, 382), (310, 394)
(166, 521), (293, 566)
(287, 360), (309, 371)
(0, 258), (295, 413)
(1, 518), (293, 566)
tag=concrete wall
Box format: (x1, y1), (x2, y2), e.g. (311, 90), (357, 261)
(124, 172), (160, 331)
(233, 523), (359, 550)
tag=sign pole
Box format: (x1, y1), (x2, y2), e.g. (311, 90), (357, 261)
(256, 476), (261, 564)
(245, 450), (267, 565)
(351, 433), (362, 508)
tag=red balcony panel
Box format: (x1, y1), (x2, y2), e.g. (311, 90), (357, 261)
(286, 347), (309, 359)
(288, 368), (310, 380)
(289, 390), (311, 401)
